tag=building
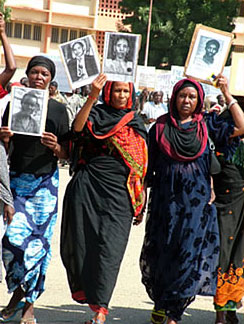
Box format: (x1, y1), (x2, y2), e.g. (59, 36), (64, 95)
(1, 0), (129, 72)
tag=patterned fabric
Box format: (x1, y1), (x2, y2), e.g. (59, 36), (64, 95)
(109, 125), (148, 216)
(140, 111), (234, 321)
(2, 169), (59, 303)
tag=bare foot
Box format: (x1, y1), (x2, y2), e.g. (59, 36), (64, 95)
(167, 318), (178, 324)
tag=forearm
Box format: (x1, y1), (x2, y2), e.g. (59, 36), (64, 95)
(73, 95), (97, 132)
(0, 31), (16, 87)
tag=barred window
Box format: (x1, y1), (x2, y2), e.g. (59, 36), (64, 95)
(79, 31), (87, 38)
(69, 30), (77, 41)
(23, 24), (31, 39)
(14, 23), (22, 38)
(5, 22), (12, 37)
(51, 27), (59, 43)
(61, 29), (68, 43)
(33, 25), (41, 41)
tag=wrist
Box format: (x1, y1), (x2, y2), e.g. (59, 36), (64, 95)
(227, 99), (238, 110)
(88, 94), (98, 101)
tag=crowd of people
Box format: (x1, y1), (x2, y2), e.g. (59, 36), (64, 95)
(0, 13), (244, 324)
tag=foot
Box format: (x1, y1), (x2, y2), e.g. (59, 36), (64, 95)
(0, 301), (25, 322)
(90, 312), (106, 324)
(167, 318), (177, 324)
(20, 318), (36, 324)
(215, 310), (226, 324)
(226, 311), (239, 324)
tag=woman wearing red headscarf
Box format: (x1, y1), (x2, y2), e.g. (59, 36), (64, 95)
(60, 74), (148, 324)
(140, 76), (244, 324)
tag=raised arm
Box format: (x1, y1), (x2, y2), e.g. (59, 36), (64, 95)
(216, 74), (244, 137)
(0, 12), (16, 88)
(73, 73), (107, 132)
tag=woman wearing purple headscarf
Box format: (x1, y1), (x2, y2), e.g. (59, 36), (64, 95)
(140, 75), (244, 324)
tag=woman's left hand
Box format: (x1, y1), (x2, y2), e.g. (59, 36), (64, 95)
(208, 188), (216, 205)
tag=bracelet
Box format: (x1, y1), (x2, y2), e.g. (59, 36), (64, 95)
(88, 95), (98, 101)
(227, 99), (238, 110)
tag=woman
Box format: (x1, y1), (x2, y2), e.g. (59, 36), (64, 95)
(0, 56), (69, 324)
(140, 76), (244, 324)
(11, 90), (40, 134)
(212, 95), (244, 323)
(60, 73), (148, 324)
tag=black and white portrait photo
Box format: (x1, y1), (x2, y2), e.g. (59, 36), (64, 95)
(59, 35), (100, 89)
(184, 24), (233, 85)
(9, 87), (48, 136)
(103, 32), (141, 82)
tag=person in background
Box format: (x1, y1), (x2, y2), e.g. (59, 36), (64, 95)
(211, 91), (244, 323)
(138, 88), (149, 113)
(19, 77), (29, 88)
(0, 55), (69, 324)
(60, 74), (148, 324)
(140, 75), (244, 324)
(141, 91), (168, 131)
(217, 94), (227, 112)
(62, 90), (83, 129)
(48, 80), (66, 104)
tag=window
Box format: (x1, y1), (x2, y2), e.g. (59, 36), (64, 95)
(79, 31), (87, 38)
(14, 23), (22, 38)
(5, 22), (12, 37)
(51, 27), (59, 43)
(70, 30), (77, 40)
(61, 29), (68, 43)
(33, 25), (41, 41)
(23, 24), (31, 39)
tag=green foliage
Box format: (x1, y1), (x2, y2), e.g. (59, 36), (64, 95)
(120, 0), (240, 68)
(0, 0), (11, 22)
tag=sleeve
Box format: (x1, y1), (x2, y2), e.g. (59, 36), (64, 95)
(205, 111), (240, 160)
(145, 124), (159, 187)
(0, 142), (13, 208)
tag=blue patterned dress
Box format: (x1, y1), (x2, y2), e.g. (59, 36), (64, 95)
(140, 113), (236, 321)
(2, 169), (59, 303)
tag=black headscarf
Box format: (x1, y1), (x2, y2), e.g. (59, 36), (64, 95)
(25, 56), (56, 80)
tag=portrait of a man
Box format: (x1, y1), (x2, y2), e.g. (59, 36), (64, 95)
(59, 35), (100, 89)
(202, 39), (220, 65)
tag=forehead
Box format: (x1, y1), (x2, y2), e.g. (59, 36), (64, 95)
(112, 82), (130, 90)
(116, 38), (128, 46)
(28, 65), (51, 74)
(177, 86), (198, 95)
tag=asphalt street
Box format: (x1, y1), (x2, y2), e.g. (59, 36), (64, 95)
(1, 167), (243, 323)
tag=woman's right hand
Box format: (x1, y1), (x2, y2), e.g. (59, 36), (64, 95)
(0, 126), (13, 143)
(89, 73), (107, 99)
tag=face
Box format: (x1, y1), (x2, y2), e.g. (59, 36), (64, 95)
(153, 92), (163, 104)
(72, 43), (84, 59)
(110, 82), (130, 109)
(114, 38), (129, 60)
(49, 85), (57, 96)
(28, 66), (52, 89)
(217, 95), (225, 107)
(205, 43), (218, 57)
(176, 87), (198, 121)
(21, 96), (39, 115)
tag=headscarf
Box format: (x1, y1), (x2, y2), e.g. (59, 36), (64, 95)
(87, 81), (148, 217)
(156, 78), (208, 162)
(25, 56), (56, 80)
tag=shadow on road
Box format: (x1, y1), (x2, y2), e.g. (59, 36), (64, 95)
(4, 302), (243, 324)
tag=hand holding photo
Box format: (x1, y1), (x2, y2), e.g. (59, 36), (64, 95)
(102, 32), (141, 82)
(9, 86), (48, 136)
(184, 24), (233, 85)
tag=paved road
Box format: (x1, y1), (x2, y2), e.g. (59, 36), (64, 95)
(1, 167), (243, 323)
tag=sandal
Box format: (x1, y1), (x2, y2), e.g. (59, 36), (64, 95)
(0, 301), (25, 322)
(151, 307), (167, 324)
(20, 318), (37, 324)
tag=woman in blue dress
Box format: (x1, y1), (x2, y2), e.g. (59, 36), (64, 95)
(140, 76), (244, 324)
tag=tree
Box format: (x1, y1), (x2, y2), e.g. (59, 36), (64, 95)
(120, 0), (240, 68)
(0, 0), (11, 22)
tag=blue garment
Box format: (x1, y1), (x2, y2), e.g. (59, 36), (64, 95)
(140, 113), (234, 321)
(2, 168), (59, 303)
